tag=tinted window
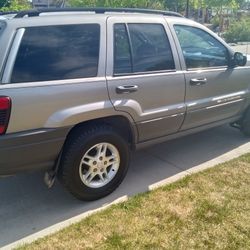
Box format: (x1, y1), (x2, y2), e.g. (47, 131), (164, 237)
(114, 23), (175, 75)
(129, 24), (175, 73)
(11, 24), (100, 83)
(174, 25), (228, 69)
(0, 21), (6, 37)
(114, 24), (132, 74)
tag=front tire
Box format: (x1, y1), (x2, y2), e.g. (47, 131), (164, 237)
(58, 125), (130, 201)
(241, 108), (250, 137)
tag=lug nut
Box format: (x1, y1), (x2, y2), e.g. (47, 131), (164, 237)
(93, 161), (97, 165)
(99, 156), (103, 161)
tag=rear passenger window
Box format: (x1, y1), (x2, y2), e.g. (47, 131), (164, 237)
(114, 23), (175, 75)
(129, 24), (175, 73)
(114, 24), (132, 74)
(11, 24), (100, 83)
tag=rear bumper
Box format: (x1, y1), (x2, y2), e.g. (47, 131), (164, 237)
(0, 128), (70, 175)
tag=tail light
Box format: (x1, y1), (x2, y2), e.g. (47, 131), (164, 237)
(0, 97), (11, 135)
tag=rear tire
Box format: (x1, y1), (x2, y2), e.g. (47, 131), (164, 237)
(241, 108), (250, 137)
(58, 125), (130, 201)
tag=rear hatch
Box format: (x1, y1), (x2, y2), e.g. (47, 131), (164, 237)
(0, 18), (8, 80)
(0, 19), (11, 135)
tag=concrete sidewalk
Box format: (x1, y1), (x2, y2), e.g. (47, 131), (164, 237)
(231, 44), (250, 54)
(0, 125), (250, 249)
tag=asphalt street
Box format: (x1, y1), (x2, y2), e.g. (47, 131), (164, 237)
(0, 125), (249, 248)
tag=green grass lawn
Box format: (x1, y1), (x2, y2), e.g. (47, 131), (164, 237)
(19, 154), (250, 250)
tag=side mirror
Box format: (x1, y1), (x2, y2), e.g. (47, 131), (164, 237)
(233, 52), (247, 67)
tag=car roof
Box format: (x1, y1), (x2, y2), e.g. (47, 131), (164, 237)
(2, 13), (187, 29)
(13, 8), (183, 18)
(0, 7), (186, 27)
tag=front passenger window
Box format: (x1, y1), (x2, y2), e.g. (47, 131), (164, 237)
(129, 24), (175, 73)
(174, 25), (229, 69)
(114, 23), (175, 75)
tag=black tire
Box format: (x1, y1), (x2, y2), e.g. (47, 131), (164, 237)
(241, 108), (250, 137)
(58, 124), (130, 201)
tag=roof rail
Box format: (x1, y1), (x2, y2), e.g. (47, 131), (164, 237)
(0, 11), (18, 16)
(0, 11), (19, 20)
(14, 7), (183, 18)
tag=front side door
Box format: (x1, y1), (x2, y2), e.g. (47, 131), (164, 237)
(106, 16), (186, 142)
(169, 21), (249, 130)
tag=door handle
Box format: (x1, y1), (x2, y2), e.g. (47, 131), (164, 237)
(190, 78), (207, 86)
(116, 85), (138, 94)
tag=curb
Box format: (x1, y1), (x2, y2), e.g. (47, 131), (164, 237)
(2, 142), (250, 249)
(2, 196), (129, 250)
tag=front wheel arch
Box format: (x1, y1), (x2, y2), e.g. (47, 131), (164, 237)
(241, 105), (250, 137)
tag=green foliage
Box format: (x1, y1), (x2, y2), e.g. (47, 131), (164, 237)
(191, 0), (242, 10)
(0, 0), (30, 11)
(0, 0), (9, 8)
(211, 15), (220, 27)
(223, 18), (250, 42)
(68, 0), (165, 9)
(164, 0), (186, 12)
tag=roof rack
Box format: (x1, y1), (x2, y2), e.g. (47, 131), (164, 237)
(0, 11), (18, 16)
(0, 11), (19, 20)
(14, 7), (183, 18)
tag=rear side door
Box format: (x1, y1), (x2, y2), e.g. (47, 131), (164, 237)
(0, 20), (109, 134)
(169, 21), (249, 130)
(106, 16), (186, 142)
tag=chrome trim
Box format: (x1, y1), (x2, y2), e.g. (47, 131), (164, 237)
(113, 69), (177, 78)
(107, 70), (183, 80)
(139, 112), (184, 124)
(212, 91), (246, 101)
(184, 66), (250, 73)
(136, 115), (241, 149)
(205, 99), (243, 110)
(142, 103), (185, 116)
(140, 117), (164, 124)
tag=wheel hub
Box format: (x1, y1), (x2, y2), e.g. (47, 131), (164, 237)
(79, 142), (120, 188)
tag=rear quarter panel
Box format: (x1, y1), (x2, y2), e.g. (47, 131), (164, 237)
(0, 17), (135, 134)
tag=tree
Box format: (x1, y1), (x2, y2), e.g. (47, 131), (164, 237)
(68, 0), (165, 9)
(164, 0), (186, 12)
(0, 0), (10, 8)
(0, 0), (31, 11)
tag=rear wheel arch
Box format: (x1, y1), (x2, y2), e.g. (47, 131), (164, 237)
(57, 119), (132, 200)
(63, 115), (137, 150)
